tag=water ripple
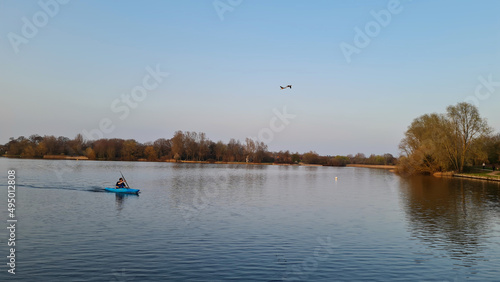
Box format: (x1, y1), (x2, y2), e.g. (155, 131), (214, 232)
(0, 159), (499, 281)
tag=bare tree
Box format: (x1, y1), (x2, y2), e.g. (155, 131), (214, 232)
(154, 138), (172, 160)
(121, 140), (138, 161)
(184, 131), (198, 160)
(446, 102), (492, 172)
(244, 138), (256, 162)
(214, 141), (226, 161)
(171, 131), (185, 160)
(144, 146), (158, 161)
(197, 132), (209, 161)
(254, 141), (268, 163)
(398, 103), (492, 174)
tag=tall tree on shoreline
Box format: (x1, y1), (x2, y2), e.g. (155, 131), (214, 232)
(171, 131), (185, 160)
(446, 103), (492, 172)
(214, 141), (226, 162)
(398, 102), (492, 174)
(153, 138), (172, 160)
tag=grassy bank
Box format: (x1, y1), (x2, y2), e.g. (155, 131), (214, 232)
(453, 167), (500, 182)
(453, 173), (500, 182)
(455, 172), (500, 180)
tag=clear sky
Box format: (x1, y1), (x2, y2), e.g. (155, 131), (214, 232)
(1, 0), (499, 156)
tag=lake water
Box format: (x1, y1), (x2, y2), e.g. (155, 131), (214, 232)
(1, 158), (500, 281)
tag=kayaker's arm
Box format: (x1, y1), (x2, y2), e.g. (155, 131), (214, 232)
(115, 178), (126, 188)
(120, 171), (131, 188)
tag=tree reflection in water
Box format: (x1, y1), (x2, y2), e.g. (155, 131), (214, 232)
(399, 176), (500, 267)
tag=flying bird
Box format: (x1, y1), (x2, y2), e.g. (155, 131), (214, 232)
(280, 85), (292, 90)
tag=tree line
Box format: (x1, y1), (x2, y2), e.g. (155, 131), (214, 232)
(397, 102), (499, 175)
(4, 102), (494, 174)
(0, 130), (396, 166)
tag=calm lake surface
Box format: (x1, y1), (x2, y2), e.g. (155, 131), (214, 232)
(1, 158), (500, 281)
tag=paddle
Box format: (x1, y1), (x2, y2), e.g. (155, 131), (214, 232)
(120, 171), (130, 188)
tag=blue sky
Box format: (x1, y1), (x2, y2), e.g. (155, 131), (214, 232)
(1, 0), (499, 155)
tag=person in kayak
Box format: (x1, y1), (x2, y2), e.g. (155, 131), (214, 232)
(116, 178), (126, 188)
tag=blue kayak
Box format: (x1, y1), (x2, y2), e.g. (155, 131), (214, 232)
(105, 187), (140, 194)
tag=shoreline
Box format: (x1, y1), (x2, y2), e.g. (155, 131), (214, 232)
(4, 156), (499, 182)
(0, 156), (327, 167)
(1, 156), (400, 168)
(347, 164), (500, 183)
(453, 173), (500, 182)
(346, 164), (396, 169)
(43, 155), (89, 160)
